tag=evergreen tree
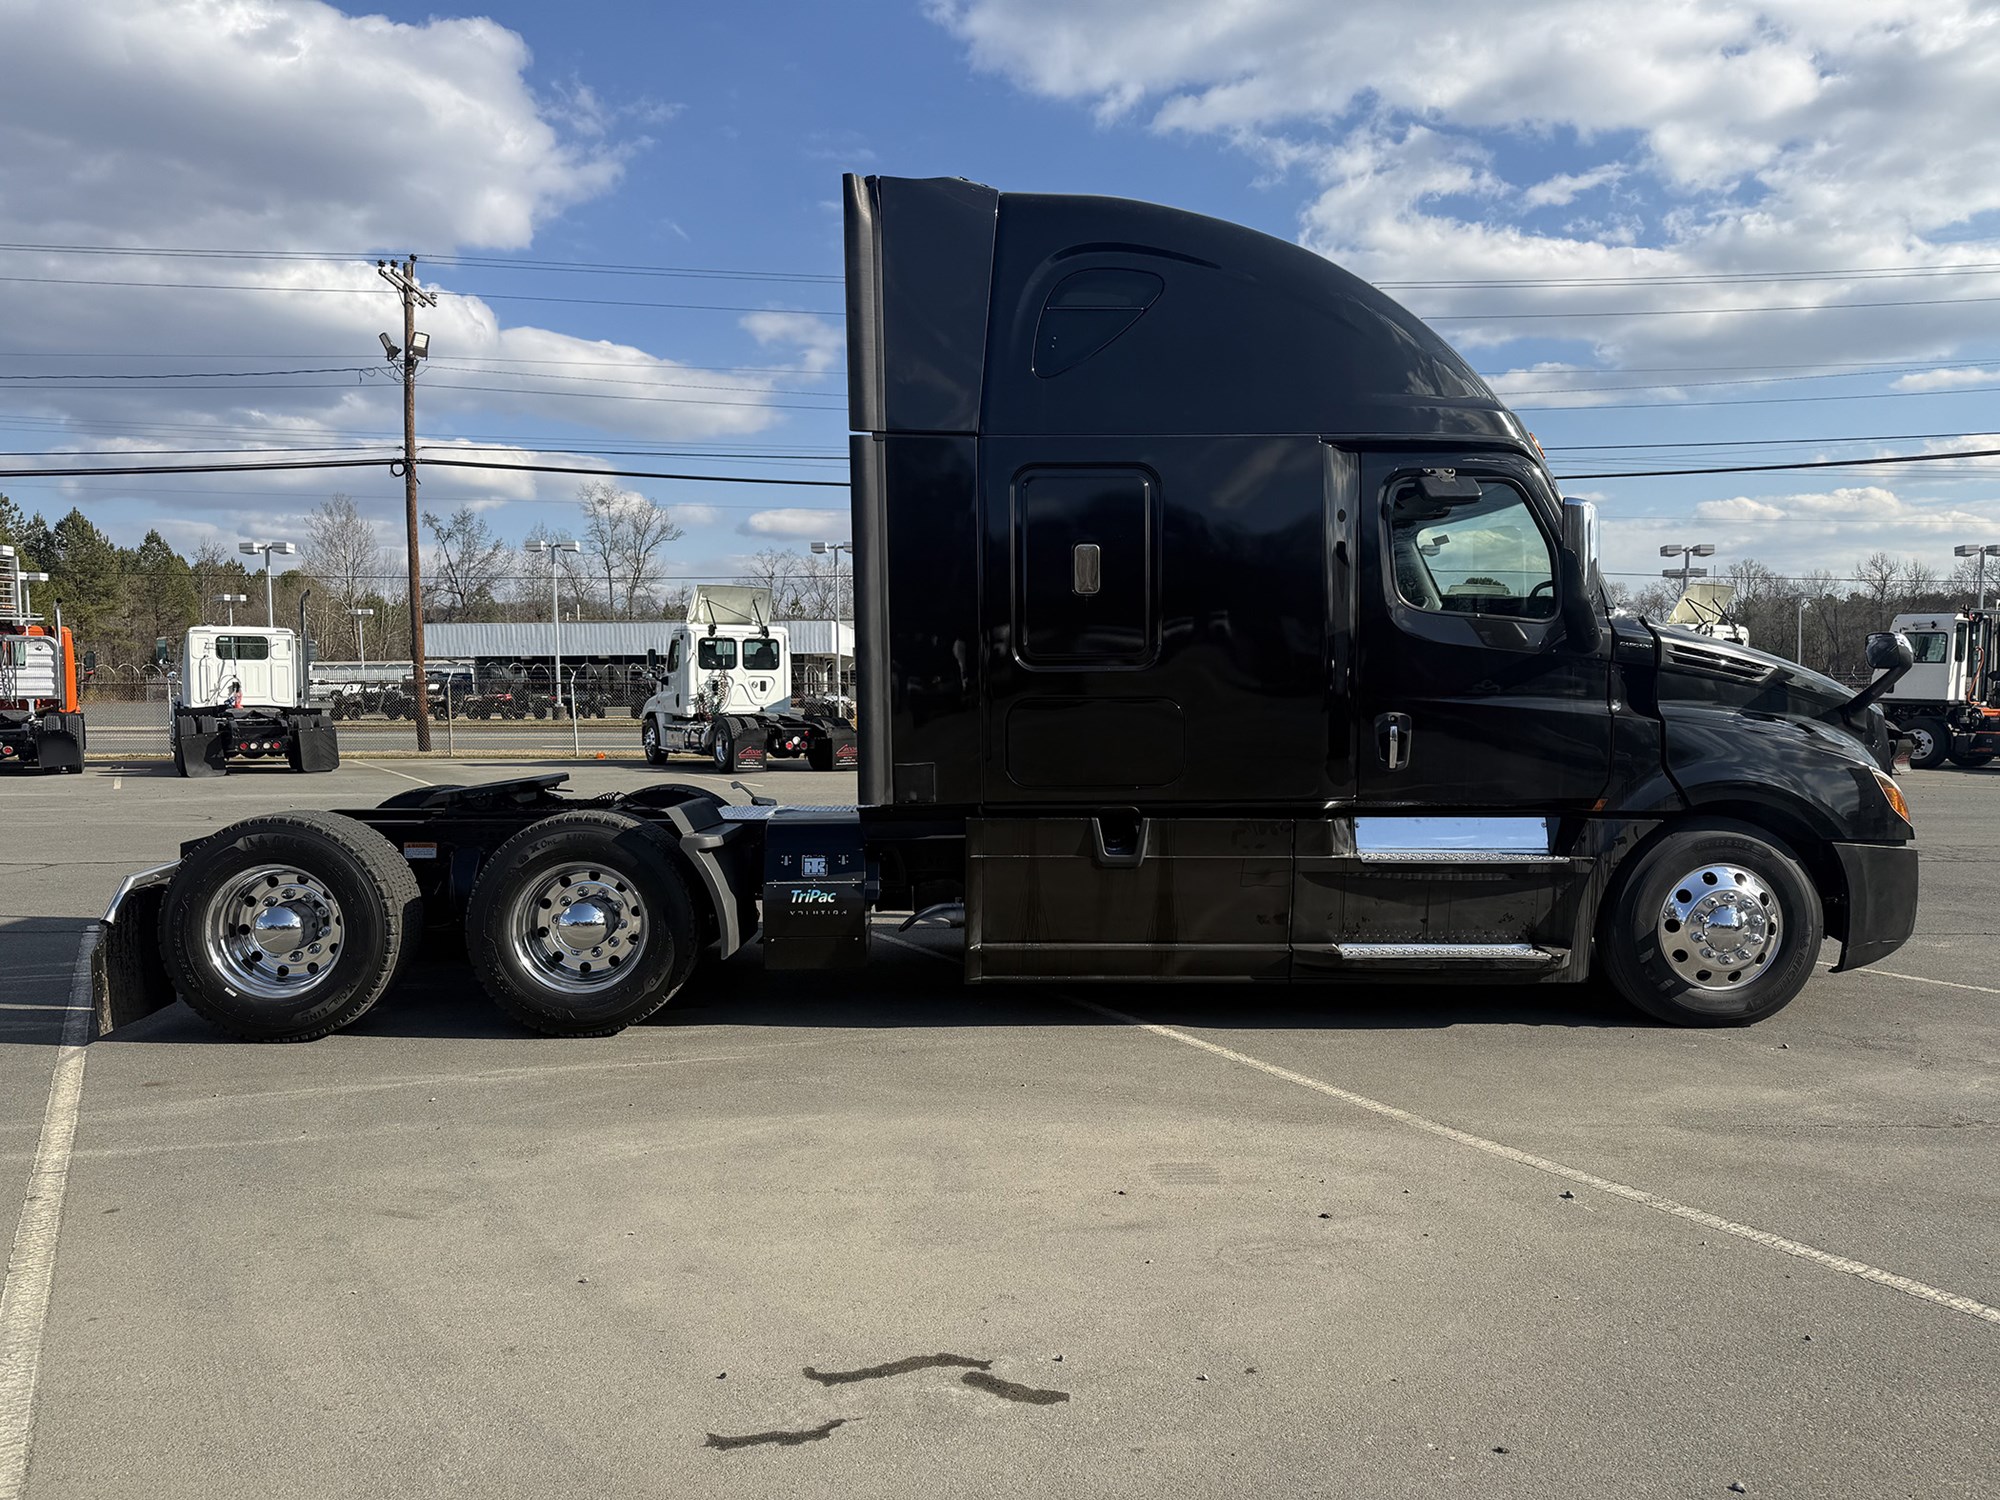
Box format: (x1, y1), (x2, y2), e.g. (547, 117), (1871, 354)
(131, 529), (200, 653)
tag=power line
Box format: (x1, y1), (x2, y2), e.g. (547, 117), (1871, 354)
(1554, 447), (2000, 480)
(0, 456), (396, 479)
(0, 273), (839, 316)
(419, 457), (847, 488)
(1431, 293), (2000, 322)
(0, 242), (840, 283)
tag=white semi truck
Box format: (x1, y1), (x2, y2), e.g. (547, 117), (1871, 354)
(1877, 609), (2000, 769)
(165, 600), (340, 776)
(636, 585), (856, 773)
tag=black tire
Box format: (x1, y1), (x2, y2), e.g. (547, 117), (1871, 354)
(1905, 718), (1951, 770)
(711, 721), (737, 774)
(807, 735), (834, 773)
(1599, 820), (1822, 1026)
(159, 810), (424, 1041)
(641, 716), (667, 766)
(464, 810), (701, 1036)
(1950, 750), (1995, 768)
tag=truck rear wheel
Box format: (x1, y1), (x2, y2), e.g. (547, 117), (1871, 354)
(711, 721), (738, 773)
(159, 810), (424, 1041)
(464, 810), (701, 1036)
(1905, 718), (1950, 770)
(1599, 821), (1821, 1026)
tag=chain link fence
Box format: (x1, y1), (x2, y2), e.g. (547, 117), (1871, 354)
(76, 663), (656, 759)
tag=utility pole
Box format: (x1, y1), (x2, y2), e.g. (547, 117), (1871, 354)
(379, 256), (437, 750)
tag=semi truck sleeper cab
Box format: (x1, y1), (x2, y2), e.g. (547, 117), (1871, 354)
(95, 174), (1920, 1040)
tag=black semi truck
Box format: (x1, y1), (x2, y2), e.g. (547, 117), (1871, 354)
(95, 174), (1919, 1040)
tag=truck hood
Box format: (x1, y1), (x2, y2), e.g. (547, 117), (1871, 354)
(1640, 620), (1899, 771)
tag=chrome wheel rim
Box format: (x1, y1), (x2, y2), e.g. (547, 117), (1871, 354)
(508, 865), (648, 994)
(205, 864), (346, 1000)
(642, 721), (659, 756)
(1657, 861), (1779, 991)
(712, 731), (728, 768)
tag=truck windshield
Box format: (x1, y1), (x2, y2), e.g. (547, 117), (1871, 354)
(741, 637), (781, 671)
(1389, 478), (1557, 620)
(697, 637), (737, 670)
(1908, 632), (1948, 664)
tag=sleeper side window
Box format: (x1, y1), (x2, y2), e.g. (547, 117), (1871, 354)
(1389, 479), (1557, 621)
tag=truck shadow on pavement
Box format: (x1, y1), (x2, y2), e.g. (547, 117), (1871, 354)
(97, 935), (1649, 1045)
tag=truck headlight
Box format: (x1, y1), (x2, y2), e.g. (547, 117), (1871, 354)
(1871, 768), (1912, 826)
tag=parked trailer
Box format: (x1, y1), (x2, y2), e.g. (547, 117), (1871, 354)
(164, 594), (339, 776)
(98, 174), (1919, 1039)
(0, 543), (85, 773)
(1877, 610), (2000, 770)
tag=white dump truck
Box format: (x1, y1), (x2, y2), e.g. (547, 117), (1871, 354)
(1877, 609), (2000, 769)
(165, 602), (339, 776)
(636, 585), (856, 773)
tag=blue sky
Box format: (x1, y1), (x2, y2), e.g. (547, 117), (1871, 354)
(2, 0), (1998, 602)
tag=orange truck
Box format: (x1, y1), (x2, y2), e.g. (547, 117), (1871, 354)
(0, 542), (85, 773)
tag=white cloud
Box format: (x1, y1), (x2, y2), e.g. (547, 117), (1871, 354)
(740, 508), (849, 539)
(1692, 485), (1997, 532)
(1522, 164), (1627, 209)
(0, 0), (835, 536)
(931, 1), (2000, 374)
(1892, 367), (2000, 392)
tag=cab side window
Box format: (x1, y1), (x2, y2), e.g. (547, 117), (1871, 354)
(742, 637), (781, 671)
(665, 639), (682, 673)
(1389, 479), (1556, 621)
(1908, 632), (1949, 665)
(697, 637), (737, 670)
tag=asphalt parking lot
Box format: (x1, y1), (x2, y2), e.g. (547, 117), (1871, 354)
(2, 758), (1995, 1498)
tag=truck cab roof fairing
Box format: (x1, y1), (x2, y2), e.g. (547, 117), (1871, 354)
(842, 173), (1527, 444)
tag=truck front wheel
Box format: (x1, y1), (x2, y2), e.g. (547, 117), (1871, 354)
(159, 811), (423, 1040)
(1905, 718), (1950, 770)
(464, 810), (701, 1036)
(1599, 821), (1822, 1027)
(641, 716), (667, 766)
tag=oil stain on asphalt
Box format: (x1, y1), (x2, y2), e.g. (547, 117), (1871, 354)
(704, 1418), (848, 1451)
(803, 1353), (993, 1385)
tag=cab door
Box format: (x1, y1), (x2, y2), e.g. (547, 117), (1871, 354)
(1352, 454), (1612, 810)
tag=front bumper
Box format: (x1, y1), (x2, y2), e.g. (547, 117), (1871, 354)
(1829, 841), (1919, 972)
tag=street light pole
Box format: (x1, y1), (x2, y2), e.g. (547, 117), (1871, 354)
(1659, 542), (1717, 598)
(351, 607), (375, 679)
(1954, 543), (2000, 612)
(810, 539), (852, 701)
(238, 540), (298, 627)
(1797, 596), (1807, 665)
(213, 592), (247, 627)
(526, 539), (580, 718)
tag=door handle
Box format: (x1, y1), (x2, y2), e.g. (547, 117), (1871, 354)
(1375, 712), (1413, 771)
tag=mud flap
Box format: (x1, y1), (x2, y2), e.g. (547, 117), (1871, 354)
(175, 713), (228, 777)
(721, 714), (767, 768)
(287, 713), (341, 772)
(33, 713), (84, 773)
(92, 876), (179, 1035)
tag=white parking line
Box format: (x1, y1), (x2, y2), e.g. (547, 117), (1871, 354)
(0, 927), (99, 1500)
(358, 762), (434, 786)
(874, 930), (2000, 1329)
(1856, 966), (2000, 998)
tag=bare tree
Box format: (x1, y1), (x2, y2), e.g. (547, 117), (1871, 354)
(737, 547), (810, 616)
(423, 507), (511, 622)
(303, 493), (386, 654)
(575, 479), (685, 618)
